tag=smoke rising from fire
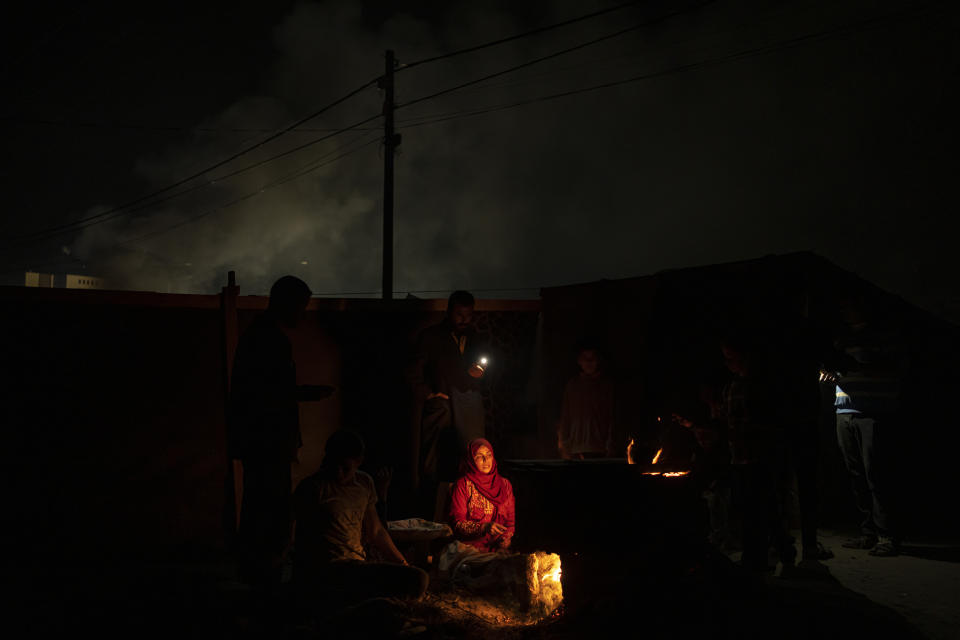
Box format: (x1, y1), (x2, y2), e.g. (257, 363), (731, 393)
(56, 0), (958, 316)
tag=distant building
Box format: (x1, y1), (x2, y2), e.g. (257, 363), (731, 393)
(25, 272), (55, 287)
(65, 274), (106, 290)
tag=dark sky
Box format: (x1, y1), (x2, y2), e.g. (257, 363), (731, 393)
(2, 0), (958, 319)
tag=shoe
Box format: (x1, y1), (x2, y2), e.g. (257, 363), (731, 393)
(869, 537), (899, 557)
(842, 535), (878, 550)
(803, 541), (835, 561)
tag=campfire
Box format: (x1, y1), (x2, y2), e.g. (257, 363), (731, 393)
(525, 551), (563, 619)
(641, 447), (690, 477)
(430, 549), (563, 627)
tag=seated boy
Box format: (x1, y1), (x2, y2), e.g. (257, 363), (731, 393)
(293, 429), (429, 604)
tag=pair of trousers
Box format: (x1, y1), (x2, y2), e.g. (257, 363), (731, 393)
(836, 413), (894, 538)
(237, 458), (293, 588)
(736, 460), (794, 568)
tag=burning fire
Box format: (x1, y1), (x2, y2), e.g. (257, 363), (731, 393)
(642, 470), (690, 477)
(528, 552), (563, 619)
(627, 439), (635, 464)
(651, 448), (662, 464)
(542, 565), (562, 584)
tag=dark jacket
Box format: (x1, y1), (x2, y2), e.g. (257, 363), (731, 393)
(228, 313), (301, 462)
(408, 319), (486, 402)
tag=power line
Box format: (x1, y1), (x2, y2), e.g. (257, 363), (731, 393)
(5, 3), (709, 250)
(396, 1), (715, 111)
(4, 6), (697, 249)
(396, 0), (947, 131)
(0, 117), (383, 134)
(398, 0), (644, 70)
(393, 0), (826, 102)
(0, 133), (381, 273)
(2, 111), (384, 250)
(5, 78), (382, 246)
(118, 134), (382, 247)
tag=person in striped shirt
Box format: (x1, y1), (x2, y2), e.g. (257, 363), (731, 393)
(827, 296), (905, 557)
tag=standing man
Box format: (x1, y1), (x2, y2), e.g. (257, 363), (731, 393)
(827, 296), (904, 557)
(778, 316), (835, 562)
(228, 275), (334, 590)
(719, 331), (796, 572)
(408, 291), (488, 511)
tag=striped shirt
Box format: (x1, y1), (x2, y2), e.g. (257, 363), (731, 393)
(833, 329), (903, 416)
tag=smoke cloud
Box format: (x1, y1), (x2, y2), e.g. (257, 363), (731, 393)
(62, 0), (957, 318)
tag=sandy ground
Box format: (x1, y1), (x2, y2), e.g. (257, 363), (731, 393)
(15, 528), (958, 639)
(726, 529), (960, 640)
(811, 530), (960, 640)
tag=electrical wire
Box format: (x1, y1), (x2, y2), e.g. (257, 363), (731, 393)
(1, 4), (709, 250)
(0, 117), (383, 134)
(395, 0), (948, 132)
(1, 111), (384, 250)
(117, 134), (381, 247)
(397, 0), (644, 70)
(4, 79), (382, 246)
(396, 1), (714, 111)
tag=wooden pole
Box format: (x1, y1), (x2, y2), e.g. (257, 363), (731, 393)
(381, 49), (399, 301)
(220, 270), (242, 544)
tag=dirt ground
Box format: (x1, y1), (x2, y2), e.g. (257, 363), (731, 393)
(784, 529), (960, 640)
(13, 527), (958, 639)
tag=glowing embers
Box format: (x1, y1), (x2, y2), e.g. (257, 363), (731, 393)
(640, 446), (689, 477)
(524, 551), (563, 619)
(433, 548), (563, 626)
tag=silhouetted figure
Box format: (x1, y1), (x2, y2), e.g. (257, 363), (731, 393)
(777, 315), (835, 561)
(718, 332), (796, 571)
(228, 275), (333, 590)
(670, 385), (735, 550)
(557, 342), (616, 459)
(293, 429), (428, 606)
(408, 291), (488, 509)
(827, 296), (905, 556)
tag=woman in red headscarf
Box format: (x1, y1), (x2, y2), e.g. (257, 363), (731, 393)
(449, 438), (515, 552)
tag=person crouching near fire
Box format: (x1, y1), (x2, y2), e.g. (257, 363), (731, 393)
(292, 429), (428, 609)
(449, 438), (515, 552)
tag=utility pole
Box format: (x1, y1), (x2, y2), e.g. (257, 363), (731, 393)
(380, 49), (400, 301)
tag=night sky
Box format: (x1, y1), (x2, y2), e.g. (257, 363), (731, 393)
(2, 0), (957, 318)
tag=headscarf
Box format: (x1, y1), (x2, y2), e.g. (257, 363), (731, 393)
(462, 438), (508, 507)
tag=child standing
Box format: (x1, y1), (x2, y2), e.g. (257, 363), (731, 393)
(557, 344), (616, 459)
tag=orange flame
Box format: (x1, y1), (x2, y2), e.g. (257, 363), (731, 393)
(542, 566), (562, 583)
(651, 448), (662, 464)
(627, 439), (635, 465)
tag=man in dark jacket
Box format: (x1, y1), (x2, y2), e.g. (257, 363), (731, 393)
(229, 275), (333, 589)
(408, 291), (488, 503)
